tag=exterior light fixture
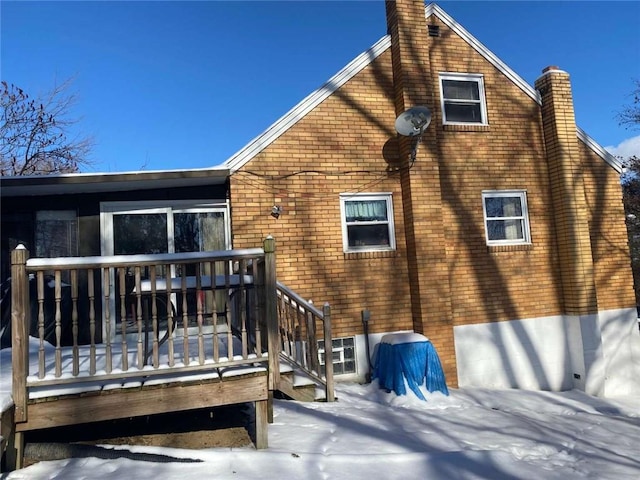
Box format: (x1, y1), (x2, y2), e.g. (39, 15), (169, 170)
(271, 205), (282, 219)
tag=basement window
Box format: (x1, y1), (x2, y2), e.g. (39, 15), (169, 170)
(318, 337), (356, 375)
(439, 73), (488, 125)
(482, 191), (531, 245)
(340, 193), (396, 253)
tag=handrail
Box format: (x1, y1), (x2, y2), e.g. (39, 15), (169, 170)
(275, 282), (334, 401)
(25, 248), (265, 270)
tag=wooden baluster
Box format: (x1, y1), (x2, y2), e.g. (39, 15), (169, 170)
(226, 261), (234, 361)
(209, 260), (217, 362)
(103, 268), (112, 373)
(296, 303), (305, 366)
(307, 309), (319, 375)
(71, 269), (79, 376)
(278, 292), (291, 356)
(37, 271), (45, 379)
(196, 263), (204, 365)
(150, 265), (159, 368)
(119, 268), (128, 372)
(135, 267), (143, 369)
(239, 260), (248, 359)
(54, 270), (62, 377)
(253, 259), (263, 357)
(167, 272), (174, 368)
(181, 269), (189, 365)
(88, 269), (96, 375)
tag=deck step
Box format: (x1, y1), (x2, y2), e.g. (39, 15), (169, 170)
(277, 363), (325, 402)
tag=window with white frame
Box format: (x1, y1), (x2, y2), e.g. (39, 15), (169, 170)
(439, 73), (488, 125)
(482, 191), (531, 245)
(340, 193), (396, 252)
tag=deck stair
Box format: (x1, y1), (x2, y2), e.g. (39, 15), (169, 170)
(274, 283), (335, 403)
(277, 357), (327, 402)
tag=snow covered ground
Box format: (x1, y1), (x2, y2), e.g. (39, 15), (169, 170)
(2, 381), (640, 479)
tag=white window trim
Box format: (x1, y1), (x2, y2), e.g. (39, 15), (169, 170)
(339, 193), (396, 253)
(482, 190), (531, 246)
(439, 72), (488, 125)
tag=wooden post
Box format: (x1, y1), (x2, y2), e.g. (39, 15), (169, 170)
(263, 236), (279, 421)
(323, 303), (335, 402)
(11, 246), (29, 424)
(254, 399), (269, 449)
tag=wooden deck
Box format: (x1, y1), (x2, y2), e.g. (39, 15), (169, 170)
(1, 235), (335, 472)
(3, 238), (279, 470)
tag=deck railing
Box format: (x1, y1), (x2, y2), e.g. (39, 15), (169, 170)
(10, 238), (279, 422)
(276, 283), (335, 402)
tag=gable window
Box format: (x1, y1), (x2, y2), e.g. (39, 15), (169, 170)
(340, 193), (395, 253)
(482, 191), (531, 245)
(439, 73), (487, 125)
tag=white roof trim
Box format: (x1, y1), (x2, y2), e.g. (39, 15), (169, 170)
(222, 3), (617, 175)
(425, 3), (541, 105)
(426, 3), (618, 173)
(577, 127), (623, 173)
(223, 35), (392, 173)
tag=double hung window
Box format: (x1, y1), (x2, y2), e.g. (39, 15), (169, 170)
(482, 191), (531, 245)
(340, 193), (395, 253)
(439, 73), (488, 125)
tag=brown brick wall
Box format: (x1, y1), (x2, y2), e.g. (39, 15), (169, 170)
(230, 50), (415, 340)
(581, 142), (636, 310)
(229, 2), (634, 384)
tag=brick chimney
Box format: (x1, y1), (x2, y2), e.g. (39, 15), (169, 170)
(534, 66), (597, 315)
(386, 0), (458, 386)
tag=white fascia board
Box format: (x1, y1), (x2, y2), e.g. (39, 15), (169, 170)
(426, 3), (541, 105)
(223, 35), (392, 173)
(426, 3), (619, 174)
(577, 127), (624, 173)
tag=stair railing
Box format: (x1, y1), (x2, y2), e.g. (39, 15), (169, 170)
(275, 282), (334, 402)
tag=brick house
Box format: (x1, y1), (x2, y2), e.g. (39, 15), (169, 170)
(222, 0), (638, 395)
(1, 1), (637, 397)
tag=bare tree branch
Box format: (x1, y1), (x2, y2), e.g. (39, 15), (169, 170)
(0, 78), (94, 176)
(617, 79), (640, 131)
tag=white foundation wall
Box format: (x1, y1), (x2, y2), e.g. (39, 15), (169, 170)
(595, 308), (640, 397)
(454, 308), (640, 397)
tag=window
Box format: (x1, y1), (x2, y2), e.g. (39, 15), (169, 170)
(319, 337), (356, 376)
(482, 191), (531, 245)
(439, 73), (487, 125)
(340, 193), (396, 253)
(35, 210), (78, 258)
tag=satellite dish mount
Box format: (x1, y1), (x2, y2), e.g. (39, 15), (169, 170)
(394, 106), (432, 162)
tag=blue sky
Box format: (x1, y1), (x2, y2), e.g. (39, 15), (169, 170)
(2, 1), (639, 173)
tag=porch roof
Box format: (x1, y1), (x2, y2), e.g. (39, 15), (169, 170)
(0, 167), (230, 197)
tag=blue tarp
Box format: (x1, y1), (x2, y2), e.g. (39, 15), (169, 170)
(372, 334), (449, 400)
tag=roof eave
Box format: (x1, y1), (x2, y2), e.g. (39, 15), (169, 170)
(0, 167), (230, 197)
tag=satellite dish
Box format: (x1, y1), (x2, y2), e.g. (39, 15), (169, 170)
(395, 106), (432, 137)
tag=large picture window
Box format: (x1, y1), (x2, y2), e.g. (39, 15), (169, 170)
(439, 73), (488, 125)
(340, 193), (395, 253)
(482, 191), (531, 245)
